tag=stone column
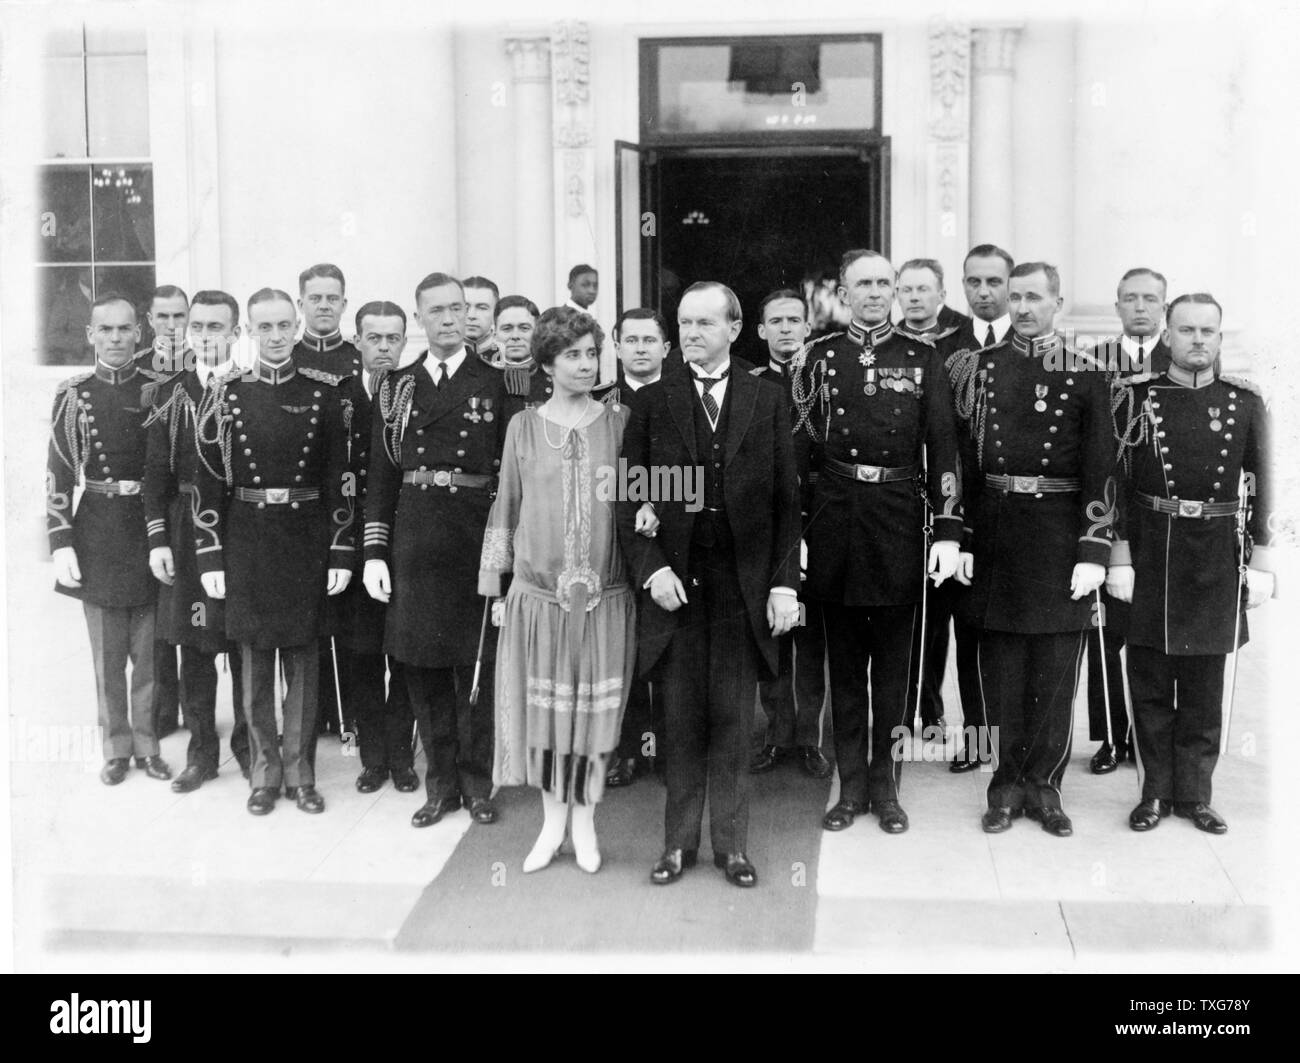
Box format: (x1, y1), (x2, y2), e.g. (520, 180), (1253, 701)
(926, 19), (971, 298)
(969, 24), (1021, 247)
(505, 34), (554, 308)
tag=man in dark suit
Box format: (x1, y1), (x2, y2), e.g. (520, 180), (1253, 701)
(618, 281), (801, 888)
(931, 244), (1015, 771)
(363, 273), (508, 829)
(603, 307), (671, 789)
(1085, 266), (1172, 774)
(748, 289), (831, 780)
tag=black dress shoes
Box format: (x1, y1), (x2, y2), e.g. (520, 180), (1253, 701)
(650, 848), (698, 885)
(355, 766), (387, 793)
(801, 746), (833, 779)
(291, 785), (325, 814)
(605, 757), (637, 788)
(247, 787), (278, 815)
(1090, 742), (1127, 774)
(135, 755), (172, 781)
(714, 852), (757, 888)
(100, 758), (130, 786)
(1129, 797), (1172, 831)
(1025, 806), (1074, 837)
(468, 797), (498, 824)
(171, 764), (218, 793)
(1174, 802), (1228, 834)
(749, 744), (786, 773)
(391, 767), (419, 793)
(822, 799), (867, 831)
(981, 806), (1021, 833)
(949, 748), (981, 773)
(411, 796), (461, 828)
(874, 799), (909, 834)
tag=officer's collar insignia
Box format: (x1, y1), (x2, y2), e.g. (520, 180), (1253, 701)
(94, 361), (139, 385)
(1010, 331), (1060, 359)
(257, 360), (296, 384)
(848, 319), (893, 347)
(1165, 364), (1215, 390)
(299, 329), (344, 353)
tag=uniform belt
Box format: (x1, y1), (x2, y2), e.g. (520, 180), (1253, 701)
(83, 478), (142, 496)
(233, 487), (321, 504)
(1135, 491), (1240, 519)
(985, 473), (1081, 495)
(178, 481), (196, 496)
(402, 470), (495, 490)
(823, 458), (920, 484)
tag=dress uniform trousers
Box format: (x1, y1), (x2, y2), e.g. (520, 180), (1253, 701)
(920, 582), (982, 742)
(979, 630), (1085, 811)
(180, 646), (247, 773)
(1126, 646), (1224, 805)
(757, 601), (826, 749)
(405, 664), (492, 804)
(83, 602), (159, 761)
(241, 641), (319, 789)
(824, 602), (917, 805)
(1086, 623), (1132, 748)
(658, 511), (759, 855)
(353, 655), (414, 773)
(154, 641), (181, 732)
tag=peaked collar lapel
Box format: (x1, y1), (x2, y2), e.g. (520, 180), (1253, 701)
(723, 365), (757, 468)
(665, 372), (698, 464)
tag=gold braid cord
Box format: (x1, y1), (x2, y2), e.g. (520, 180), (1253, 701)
(50, 373), (93, 474)
(944, 349), (988, 465)
(789, 336), (837, 442)
(195, 373), (236, 483)
(1111, 383), (1150, 476)
(378, 372), (416, 466)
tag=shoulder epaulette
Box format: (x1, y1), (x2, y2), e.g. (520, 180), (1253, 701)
(934, 324), (961, 341)
(1115, 371), (1154, 387)
(57, 370), (94, 394)
(298, 366), (348, 387)
(901, 332), (935, 348)
(1219, 374), (1263, 397)
(748, 366), (767, 377)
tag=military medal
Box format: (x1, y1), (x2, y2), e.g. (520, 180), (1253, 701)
(482, 397), (495, 423)
(858, 350), (876, 367)
(1208, 406), (1222, 432)
(1034, 384), (1048, 413)
(465, 396), (483, 423)
(863, 368), (877, 396)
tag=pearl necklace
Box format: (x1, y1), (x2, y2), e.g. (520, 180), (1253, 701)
(541, 396), (597, 450)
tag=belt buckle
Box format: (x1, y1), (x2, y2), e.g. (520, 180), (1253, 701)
(1177, 499), (1203, 518)
(433, 470), (453, 487)
(1012, 475), (1038, 494)
(856, 464), (882, 483)
(118, 480), (142, 496)
(265, 488), (289, 504)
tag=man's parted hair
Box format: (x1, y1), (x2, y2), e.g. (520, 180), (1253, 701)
(614, 306), (669, 342)
(1166, 292), (1223, 326)
(90, 290), (137, 319)
(838, 249), (891, 285)
(896, 258), (945, 287)
(1117, 267), (1169, 299)
(494, 294), (539, 322)
(354, 300), (407, 335)
(151, 284), (189, 306)
(758, 288), (807, 322)
(963, 243), (1014, 274)
(298, 262), (346, 294)
(531, 305), (606, 368)
(247, 287), (296, 316)
(414, 272), (464, 306)
(191, 289), (240, 326)
(567, 263), (598, 285)
(462, 275), (500, 301)
(1010, 261), (1061, 298)
(680, 281), (743, 324)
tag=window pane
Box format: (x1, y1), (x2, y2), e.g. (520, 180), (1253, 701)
(647, 38), (879, 137)
(38, 166), (93, 263)
(94, 266), (156, 338)
(43, 56), (87, 158)
(38, 266), (95, 366)
(92, 165), (153, 261)
(84, 27), (147, 54)
(86, 55), (150, 157)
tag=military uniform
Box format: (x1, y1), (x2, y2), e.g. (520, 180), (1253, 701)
(946, 331), (1114, 814)
(792, 319), (962, 813)
(364, 351), (507, 806)
(498, 360), (554, 422)
(143, 361), (250, 776)
(1112, 366), (1270, 807)
(1084, 334), (1173, 762)
(47, 360), (162, 763)
(193, 359), (355, 792)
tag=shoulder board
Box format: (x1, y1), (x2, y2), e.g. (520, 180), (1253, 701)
(298, 366), (348, 387)
(1219, 374), (1263, 396)
(1115, 371), (1154, 387)
(934, 324), (961, 341)
(749, 366), (768, 377)
(898, 332), (935, 348)
(58, 370), (94, 394)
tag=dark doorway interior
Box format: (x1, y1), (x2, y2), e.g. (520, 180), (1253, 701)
(652, 149), (879, 365)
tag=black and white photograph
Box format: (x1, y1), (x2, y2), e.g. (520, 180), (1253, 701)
(1, 0), (1298, 992)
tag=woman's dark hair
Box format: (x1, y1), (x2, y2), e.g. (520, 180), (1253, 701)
(531, 305), (605, 367)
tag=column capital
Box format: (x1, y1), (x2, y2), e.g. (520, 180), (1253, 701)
(971, 23), (1023, 75)
(505, 35), (551, 83)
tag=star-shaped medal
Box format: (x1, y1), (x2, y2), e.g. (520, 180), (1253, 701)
(858, 350), (876, 367)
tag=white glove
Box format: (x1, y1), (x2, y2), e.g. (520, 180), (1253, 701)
(326, 568), (352, 596)
(53, 546), (82, 588)
(955, 551), (974, 585)
(1070, 562), (1106, 600)
(1246, 569), (1274, 609)
(928, 541), (960, 586)
(149, 546), (175, 586)
(200, 571), (226, 599)
(363, 558), (391, 603)
(1105, 564), (1134, 603)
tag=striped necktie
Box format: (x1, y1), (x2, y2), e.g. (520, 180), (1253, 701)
(698, 367), (729, 425)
